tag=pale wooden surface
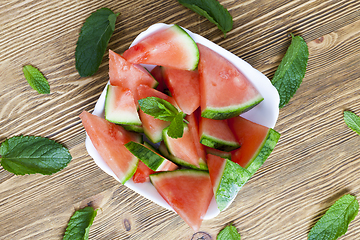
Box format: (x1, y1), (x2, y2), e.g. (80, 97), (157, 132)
(1, 0), (360, 239)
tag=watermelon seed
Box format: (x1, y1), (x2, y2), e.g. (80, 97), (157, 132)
(123, 219), (131, 231)
(191, 231), (212, 240)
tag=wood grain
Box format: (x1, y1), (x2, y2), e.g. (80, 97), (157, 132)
(1, 0), (360, 239)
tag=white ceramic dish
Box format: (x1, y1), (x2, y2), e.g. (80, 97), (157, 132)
(85, 23), (280, 220)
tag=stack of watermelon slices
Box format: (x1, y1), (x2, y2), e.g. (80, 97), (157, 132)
(81, 24), (280, 232)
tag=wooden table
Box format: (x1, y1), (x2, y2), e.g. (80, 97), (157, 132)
(1, 0), (360, 239)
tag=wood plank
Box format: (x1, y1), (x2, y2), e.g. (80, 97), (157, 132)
(1, 0), (360, 239)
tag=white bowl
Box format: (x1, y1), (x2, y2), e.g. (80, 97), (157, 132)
(85, 23), (280, 220)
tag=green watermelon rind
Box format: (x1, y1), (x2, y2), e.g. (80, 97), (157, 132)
(214, 159), (251, 211)
(159, 137), (208, 171)
(200, 133), (240, 152)
(201, 95), (264, 120)
(121, 124), (144, 133)
(150, 169), (209, 183)
(125, 141), (170, 171)
(205, 148), (232, 160)
(105, 85), (142, 125)
(172, 25), (199, 71)
(245, 128), (281, 175)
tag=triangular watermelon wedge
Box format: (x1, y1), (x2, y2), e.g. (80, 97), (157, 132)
(227, 116), (280, 175)
(163, 67), (200, 115)
(150, 169), (213, 231)
(185, 111), (206, 163)
(207, 154), (251, 211)
(123, 25), (199, 71)
(108, 50), (158, 100)
(198, 44), (264, 120)
(79, 111), (141, 184)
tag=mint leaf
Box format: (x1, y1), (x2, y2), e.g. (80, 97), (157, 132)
(0, 136), (72, 175)
(138, 97), (179, 121)
(217, 224), (241, 240)
(344, 111), (360, 136)
(75, 8), (119, 77)
(272, 34), (309, 108)
(178, 0), (233, 37)
(308, 194), (359, 240)
(63, 206), (98, 240)
(167, 113), (185, 139)
(22, 65), (50, 94)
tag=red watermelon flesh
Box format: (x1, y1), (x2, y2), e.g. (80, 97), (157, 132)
(150, 170), (213, 231)
(150, 66), (167, 92)
(137, 84), (176, 143)
(163, 67), (200, 115)
(207, 154), (227, 195)
(133, 161), (155, 183)
(123, 25), (199, 71)
(197, 43), (263, 119)
(108, 50), (157, 100)
(79, 111), (140, 184)
(227, 116), (269, 168)
(185, 111), (206, 163)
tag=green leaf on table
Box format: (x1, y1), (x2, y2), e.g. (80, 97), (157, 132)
(22, 65), (50, 94)
(217, 224), (241, 240)
(0, 136), (72, 175)
(344, 111), (360, 136)
(63, 206), (98, 240)
(178, 0), (233, 37)
(75, 8), (119, 77)
(271, 34), (309, 108)
(308, 194), (359, 240)
(138, 97), (179, 121)
(167, 113), (185, 139)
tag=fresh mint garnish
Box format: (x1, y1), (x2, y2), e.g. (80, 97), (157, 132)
(272, 34), (309, 108)
(308, 194), (359, 240)
(22, 65), (50, 94)
(217, 224), (241, 240)
(0, 136), (72, 175)
(167, 113), (185, 139)
(138, 97), (186, 138)
(178, 0), (233, 37)
(63, 206), (98, 240)
(344, 111), (360, 136)
(75, 8), (119, 77)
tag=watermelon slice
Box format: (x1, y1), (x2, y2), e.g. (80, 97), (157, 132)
(228, 116), (280, 175)
(123, 25), (199, 71)
(163, 125), (208, 170)
(150, 169), (213, 231)
(150, 66), (168, 92)
(105, 85), (141, 125)
(133, 161), (155, 183)
(199, 117), (240, 152)
(125, 141), (177, 171)
(79, 111), (141, 184)
(185, 112), (206, 163)
(108, 50), (158, 99)
(163, 67), (200, 115)
(137, 84), (177, 143)
(197, 44), (264, 120)
(207, 154), (251, 211)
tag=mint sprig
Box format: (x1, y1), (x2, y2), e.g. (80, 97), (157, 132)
(138, 97), (186, 138)
(22, 65), (50, 94)
(308, 194), (359, 240)
(217, 224), (241, 240)
(0, 136), (72, 175)
(272, 34), (309, 108)
(344, 111), (360, 136)
(178, 0), (233, 38)
(75, 8), (119, 77)
(63, 206), (98, 240)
